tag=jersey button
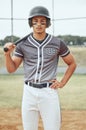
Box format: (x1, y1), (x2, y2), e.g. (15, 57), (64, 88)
(40, 54), (42, 57)
(38, 71), (40, 74)
(36, 80), (39, 82)
(40, 62), (41, 66)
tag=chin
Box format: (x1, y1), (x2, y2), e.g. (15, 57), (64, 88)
(37, 32), (43, 34)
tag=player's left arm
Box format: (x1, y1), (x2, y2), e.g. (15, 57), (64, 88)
(60, 53), (77, 87)
(50, 53), (77, 89)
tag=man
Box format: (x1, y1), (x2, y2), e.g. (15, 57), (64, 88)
(4, 6), (76, 130)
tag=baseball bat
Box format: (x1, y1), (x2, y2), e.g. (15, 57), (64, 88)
(3, 34), (29, 52)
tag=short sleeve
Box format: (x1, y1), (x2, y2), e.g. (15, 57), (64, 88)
(14, 43), (24, 58)
(59, 40), (70, 57)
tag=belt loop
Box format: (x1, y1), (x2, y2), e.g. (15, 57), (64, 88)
(47, 82), (49, 87)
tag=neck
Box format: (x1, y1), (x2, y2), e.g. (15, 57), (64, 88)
(33, 32), (46, 41)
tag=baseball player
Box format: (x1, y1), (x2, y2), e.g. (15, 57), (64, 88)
(4, 6), (76, 130)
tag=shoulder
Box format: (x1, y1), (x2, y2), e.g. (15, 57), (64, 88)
(16, 34), (31, 45)
(50, 35), (67, 48)
(51, 35), (60, 42)
(51, 35), (66, 44)
(51, 36), (70, 57)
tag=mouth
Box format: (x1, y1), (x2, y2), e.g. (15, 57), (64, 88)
(36, 27), (42, 30)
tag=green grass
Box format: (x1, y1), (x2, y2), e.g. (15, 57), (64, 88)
(0, 74), (86, 110)
(69, 46), (86, 67)
(58, 74), (86, 110)
(0, 75), (23, 108)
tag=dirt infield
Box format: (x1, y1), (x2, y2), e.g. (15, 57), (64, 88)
(0, 108), (86, 130)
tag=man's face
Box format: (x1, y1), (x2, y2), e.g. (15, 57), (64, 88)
(32, 16), (47, 34)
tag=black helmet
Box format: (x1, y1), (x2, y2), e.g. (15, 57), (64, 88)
(28, 6), (51, 27)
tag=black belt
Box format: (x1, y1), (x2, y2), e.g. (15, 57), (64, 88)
(25, 81), (52, 88)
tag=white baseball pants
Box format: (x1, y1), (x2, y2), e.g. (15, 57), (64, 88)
(22, 84), (61, 130)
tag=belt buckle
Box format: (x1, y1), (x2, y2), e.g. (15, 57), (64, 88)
(47, 82), (49, 87)
(27, 82), (52, 88)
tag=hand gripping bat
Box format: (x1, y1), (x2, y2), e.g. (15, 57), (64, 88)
(3, 34), (29, 52)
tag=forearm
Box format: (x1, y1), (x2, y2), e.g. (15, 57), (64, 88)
(60, 62), (77, 86)
(4, 53), (17, 73)
(50, 62), (76, 89)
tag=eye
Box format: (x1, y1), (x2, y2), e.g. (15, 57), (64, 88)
(32, 22), (37, 25)
(32, 19), (38, 25)
(32, 18), (47, 26)
(41, 20), (46, 25)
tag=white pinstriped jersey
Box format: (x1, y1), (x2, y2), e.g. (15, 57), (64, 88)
(14, 33), (70, 83)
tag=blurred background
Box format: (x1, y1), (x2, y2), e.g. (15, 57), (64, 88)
(0, 0), (86, 39)
(0, 1), (86, 130)
(0, 0), (86, 73)
(0, 0), (86, 108)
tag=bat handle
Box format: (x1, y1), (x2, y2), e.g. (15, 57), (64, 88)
(3, 47), (9, 52)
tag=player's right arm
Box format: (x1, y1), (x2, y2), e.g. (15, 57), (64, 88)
(4, 42), (22, 73)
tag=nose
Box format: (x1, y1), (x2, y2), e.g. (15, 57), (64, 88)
(37, 21), (42, 26)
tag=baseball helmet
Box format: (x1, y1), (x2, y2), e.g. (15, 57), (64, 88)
(28, 6), (51, 27)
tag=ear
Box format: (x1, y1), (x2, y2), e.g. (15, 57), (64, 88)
(28, 19), (32, 27)
(46, 19), (51, 28)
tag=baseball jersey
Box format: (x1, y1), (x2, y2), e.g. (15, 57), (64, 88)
(14, 33), (70, 83)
